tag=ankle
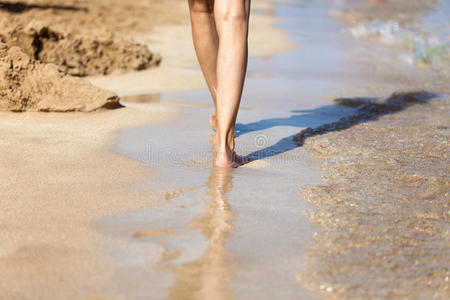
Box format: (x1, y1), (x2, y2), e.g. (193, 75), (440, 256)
(218, 127), (234, 144)
(216, 142), (229, 155)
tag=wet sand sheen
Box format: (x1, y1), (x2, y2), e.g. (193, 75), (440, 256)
(168, 168), (234, 300)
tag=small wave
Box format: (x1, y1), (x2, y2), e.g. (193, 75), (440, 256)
(349, 20), (449, 76)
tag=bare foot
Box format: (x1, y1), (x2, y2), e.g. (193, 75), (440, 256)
(210, 113), (218, 132)
(215, 147), (249, 168)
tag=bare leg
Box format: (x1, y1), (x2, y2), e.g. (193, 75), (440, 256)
(188, 0), (219, 130)
(214, 0), (251, 168)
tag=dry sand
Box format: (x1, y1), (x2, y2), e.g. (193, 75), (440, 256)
(0, 20), (161, 77)
(0, 0), (185, 35)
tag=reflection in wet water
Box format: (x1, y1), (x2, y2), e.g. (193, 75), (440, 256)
(168, 168), (234, 300)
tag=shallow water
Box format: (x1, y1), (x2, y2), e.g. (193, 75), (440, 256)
(96, 0), (447, 299)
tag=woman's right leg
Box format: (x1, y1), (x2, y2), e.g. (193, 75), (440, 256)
(188, 0), (219, 130)
(214, 0), (251, 168)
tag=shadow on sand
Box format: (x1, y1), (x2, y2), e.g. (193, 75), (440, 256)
(240, 91), (436, 162)
(0, 1), (87, 13)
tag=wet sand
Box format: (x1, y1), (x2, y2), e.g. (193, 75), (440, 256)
(297, 92), (450, 299)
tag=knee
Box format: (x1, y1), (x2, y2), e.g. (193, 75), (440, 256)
(214, 2), (248, 24)
(189, 0), (214, 14)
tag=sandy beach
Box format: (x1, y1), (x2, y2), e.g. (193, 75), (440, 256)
(1, 0), (449, 299)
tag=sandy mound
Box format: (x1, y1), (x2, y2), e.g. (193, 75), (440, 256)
(0, 42), (120, 111)
(1, 22), (161, 76)
(0, 0), (186, 77)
